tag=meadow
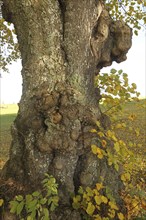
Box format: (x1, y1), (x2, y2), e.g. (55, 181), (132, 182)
(0, 104), (18, 169)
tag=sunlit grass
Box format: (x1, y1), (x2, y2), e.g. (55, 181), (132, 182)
(0, 104), (18, 168)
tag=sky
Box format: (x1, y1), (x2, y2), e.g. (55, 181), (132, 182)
(0, 29), (145, 104)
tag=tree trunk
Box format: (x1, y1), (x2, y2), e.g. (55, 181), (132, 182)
(1, 0), (132, 219)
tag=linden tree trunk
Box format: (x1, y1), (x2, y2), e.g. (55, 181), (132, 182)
(1, 0), (132, 219)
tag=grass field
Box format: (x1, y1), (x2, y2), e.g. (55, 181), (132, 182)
(115, 99), (146, 156)
(0, 104), (18, 168)
(0, 101), (146, 170)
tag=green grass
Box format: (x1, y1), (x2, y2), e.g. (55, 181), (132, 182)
(0, 104), (18, 168)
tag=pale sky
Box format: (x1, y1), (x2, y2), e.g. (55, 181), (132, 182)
(0, 30), (145, 104)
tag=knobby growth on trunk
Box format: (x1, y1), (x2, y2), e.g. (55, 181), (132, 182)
(1, 0), (132, 219)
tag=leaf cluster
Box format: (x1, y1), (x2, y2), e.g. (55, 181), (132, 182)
(9, 174), (59, 220)
(72, 184), (124, 220)
(104, 0), (146, 35)
(93, 68), (146, 218)
(0, 18), (20, 72)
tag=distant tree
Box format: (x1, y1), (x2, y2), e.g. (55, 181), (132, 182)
(0, 0), (145, 219)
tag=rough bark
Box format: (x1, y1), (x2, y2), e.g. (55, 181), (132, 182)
(1, 0), (132, 219)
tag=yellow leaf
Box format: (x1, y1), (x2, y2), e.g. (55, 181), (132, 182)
(121, 173), (130, 182)
(121, 174), (126, 182)
(94, 215), (102, 220)
(106, 130), (117, 141)
(96, 147), (102, 154)
(109, 201), (119, 210)
(135, 128), (140, 136)
(98, 131), (105, 137)
(121, 123), (126, 128)
(97, 153), (103, 159)
(86, 187), (94, 197)
(101, 140), (107, 148)
(117, 212), (125, 220)
(90, 129), (97, 133)
(91, 145), (98, 155)
(114, 142), (120, 152)
(108, 209), (115, 218)
(73, 195), (81, 203)
(83, 193), (91, 202)
(94, 214), (102, 220)
(96, 183), (104, 191)
(86, 202), (95, 216)
(94, 195), (102, 205)
(106, 130), (112, 137)
(125, 172), (130, 181)
(115, 123), (123, 129)
(141, 199), (146, 210)
(96, 121), (101, 127)
(0, 199), (4, 206)
(128, 114), (136, 121)
(101, 195), (108, 204)
(93, 189), (99, 196)
(114, 163), (119, 171)
(132, 199), (139, 208)
(111, 134), (117, 142)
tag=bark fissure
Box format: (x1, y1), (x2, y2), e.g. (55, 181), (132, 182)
(58, 0), (66, 41)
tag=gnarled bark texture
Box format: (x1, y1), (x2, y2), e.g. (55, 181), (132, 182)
(1, 0), (132, 219)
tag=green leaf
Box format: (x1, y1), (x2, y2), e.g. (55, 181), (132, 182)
(27, 216), (34, 220)
(134, 30), (138, 36)
(118, 69), (123, 74)
(43, 208), (49, 220)
(10, 201), (19, 214)
(27, 199), (38, 212)
(78, 186), (84, 195)
(40, 198), (47, 205)
(16, 195), (23, 202)
(110, 68), (117, 74)
(30, 209), (37, 218)
(16, 201), (24, 215)
(47, 197), (52, 206)
(50, 203), (56, 212)
(72, 200), (80, 210)
(26, 194), (33, 203)
(32, 191), (40, 197)
(51, 196), (59, 205)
